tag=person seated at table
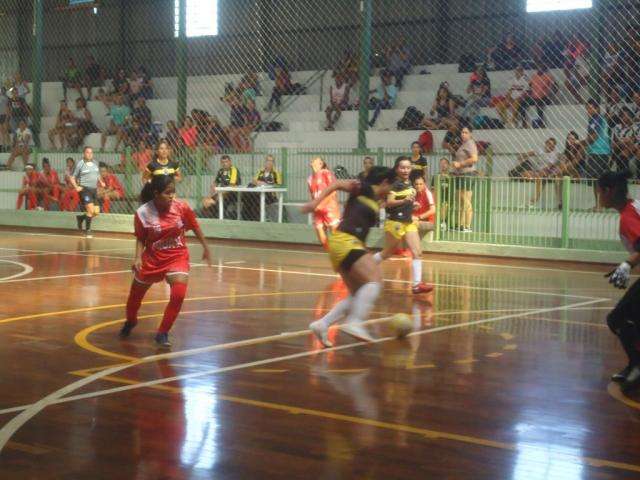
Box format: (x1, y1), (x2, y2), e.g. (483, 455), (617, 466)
(253, 155), (282, 221)
(254, 155), (282, 187)
(97, 162), (125, 213)
(202, 155), (241, 219)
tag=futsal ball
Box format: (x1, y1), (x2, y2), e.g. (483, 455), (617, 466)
(391, 313), (412, 339)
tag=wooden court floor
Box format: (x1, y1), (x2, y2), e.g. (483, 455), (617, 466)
(0, 228), (637, 480)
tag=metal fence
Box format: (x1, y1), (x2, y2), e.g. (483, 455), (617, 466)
(2, 146), (627, 253)
(0, 1), (635, 178)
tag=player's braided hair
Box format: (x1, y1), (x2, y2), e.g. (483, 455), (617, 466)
(597, 171), (629, 206)
(140, 174), (175, 204)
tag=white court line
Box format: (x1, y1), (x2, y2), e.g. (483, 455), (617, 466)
(0, 229), (622, 276)
(0, 297), (606, 444)
(0, 260), (33, 281)
(0, 307), (536, 416)
(0, 247), (51, 253)
(57, 252), (610, 302)
(0, 247), (132, 259)
(191, 263), (609, 301)
(0, 269), (131, 284)
(0, 249), (609, 302)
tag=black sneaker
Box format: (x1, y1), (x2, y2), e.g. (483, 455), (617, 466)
(154, 332), (171, 348)
(119, 321), (136, 339)
(76, 215), (84, 231)
(611, 364), (633, 383)
(622, 366), (640, 393)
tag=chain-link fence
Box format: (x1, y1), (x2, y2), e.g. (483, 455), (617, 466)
(0, 1), (636, 170)
(0, 0), (636, 253)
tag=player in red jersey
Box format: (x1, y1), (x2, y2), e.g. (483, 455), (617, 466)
(16, 163), (45, 210)
(598, 171), (640, 392)
(40, 158), (60, 210)
(307, 157), (341, 249)
(411, 172), (436, 236)
(119, 174), (212, 348)
(97, 163), (125, 213)
(59, 157), (80, 212)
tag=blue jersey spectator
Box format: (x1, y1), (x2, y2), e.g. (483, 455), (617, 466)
(368, 70), (397, 127)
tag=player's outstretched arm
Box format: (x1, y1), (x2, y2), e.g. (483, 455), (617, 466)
(300, 180), (357, 213)
(606, 251), (640, 289)
(193, 225), (213, 267)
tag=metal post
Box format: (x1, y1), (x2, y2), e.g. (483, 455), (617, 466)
(280, 147), (288, 201)
(561, 176), (571, 249)
(124, 146), (135, 201)
(31, 0), (44, 147)
(376, 147), (384, 165)
(434, 174), (441, 241)
(434, 0), (449, 64)
(357, 0), (373, 150)
(119, 0), (127, 69)
(176, 0), (188, 126)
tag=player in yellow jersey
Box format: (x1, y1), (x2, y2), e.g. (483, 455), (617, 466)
(301, 166), (396, 347)
(372, 156), (433, 294)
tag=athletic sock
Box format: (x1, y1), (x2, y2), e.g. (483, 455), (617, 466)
(317, 296), (353, 328)
(346, 282), (381, 324)
(85, 216), (92, 231)
(125, 281), (149, 325)
(412, 259), (422, 286)
(158, 282), (188, 334)
(372, 252), (383, 264)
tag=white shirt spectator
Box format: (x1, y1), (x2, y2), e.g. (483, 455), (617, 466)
(508, 72), (529, 100)
(15, 127), (33, 147)
(613, 122), (640, 142)
(531, 148), (559, 171)
(331, 82), (348, 105)
(14, 82), (29, 99)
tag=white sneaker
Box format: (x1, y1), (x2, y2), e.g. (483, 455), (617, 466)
(341, 322), (374, 342)
(309, 320), (333, 348)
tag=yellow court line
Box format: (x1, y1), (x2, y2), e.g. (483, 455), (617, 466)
(73, 308), (534, 364)
(0, 290), (331, 326)
(67, 369), (640, 475)
(73, 307), (351, 362)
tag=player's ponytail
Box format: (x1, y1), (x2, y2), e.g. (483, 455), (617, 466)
(364, 166), (395, 185)
(140, 174), (175, 204)
(597, 171), (629, 206)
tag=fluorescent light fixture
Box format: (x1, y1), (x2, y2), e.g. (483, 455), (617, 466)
(527, 0), (592, 13)
(174, 0), (218, 38)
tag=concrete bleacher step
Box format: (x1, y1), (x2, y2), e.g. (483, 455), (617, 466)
(254, 127), (581, 154)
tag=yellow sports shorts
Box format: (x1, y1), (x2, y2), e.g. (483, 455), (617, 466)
(384, 219), (418, 240)
(328, 231), (366, 271)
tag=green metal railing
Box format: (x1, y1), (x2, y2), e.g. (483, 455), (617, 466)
(1, 147), (626, 254)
